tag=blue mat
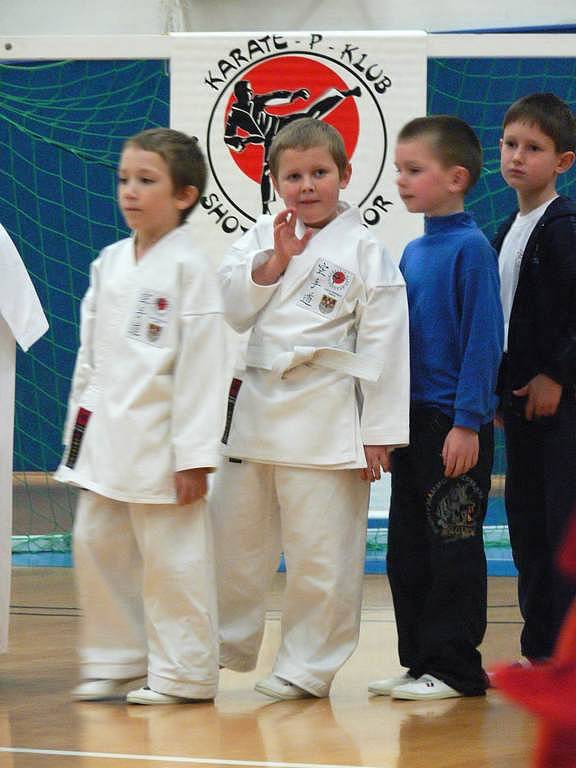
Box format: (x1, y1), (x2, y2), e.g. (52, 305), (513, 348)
(12, 494), (515, 575)
(13, 544), (516, 575)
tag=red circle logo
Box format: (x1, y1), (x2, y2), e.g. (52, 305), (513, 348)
(224, 56), (360, 184)
(332, 271), (346, 284)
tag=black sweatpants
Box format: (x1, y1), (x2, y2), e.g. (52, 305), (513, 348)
(386, 406), (493, 696)
(502, 393), (576, 661)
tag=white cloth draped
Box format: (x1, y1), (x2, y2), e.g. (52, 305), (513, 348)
(0, 224), (49, 653)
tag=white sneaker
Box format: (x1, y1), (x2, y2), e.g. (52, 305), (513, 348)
(126, 686), (205, 705)
(368, 673), (416, 696)
(71, 678), (140, 702)
(487, 657), (534, 687)
(391, 674), (463, 701)
(254, 675), (315, 701)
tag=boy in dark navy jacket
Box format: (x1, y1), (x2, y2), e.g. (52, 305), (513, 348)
(494, 92), (576, 663)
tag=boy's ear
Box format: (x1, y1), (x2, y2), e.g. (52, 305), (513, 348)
(449, 165), (470, 193)
(556, 150), (575, 176)
(271, 174), (280, 194)
(175, 185), (200, 210)
(339, 163), (352, 189)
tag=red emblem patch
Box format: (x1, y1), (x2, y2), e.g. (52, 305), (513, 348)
(156, 297), (168, 311)
(332, 271), (346, 285)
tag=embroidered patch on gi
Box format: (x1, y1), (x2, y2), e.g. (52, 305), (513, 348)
(319, 295), (337, 314)
(127, 290), (173, 346)
(221, 377), (242, 445)
(147, 322), (162, 343)
(65, 407), (92, 469)
(296, 258), (353, 317)
(426, 475), (484, 543)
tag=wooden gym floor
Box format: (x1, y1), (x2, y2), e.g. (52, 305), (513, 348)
(0, 568), (534, 768)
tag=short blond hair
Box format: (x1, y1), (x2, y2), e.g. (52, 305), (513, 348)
(269, 119), (349, 179)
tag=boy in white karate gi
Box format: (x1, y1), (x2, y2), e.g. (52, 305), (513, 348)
(212, 118), (410, 700)
(56, 129), (227, 704)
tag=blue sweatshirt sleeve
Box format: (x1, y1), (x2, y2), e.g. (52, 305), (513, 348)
(454, 238), (504, 430)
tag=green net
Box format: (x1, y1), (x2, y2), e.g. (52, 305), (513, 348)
(428, 56), (576, 547)
(428, 56), (576, 241)
(3, 54), (575, 561)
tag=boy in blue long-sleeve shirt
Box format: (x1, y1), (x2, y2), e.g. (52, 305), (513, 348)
(370, 116), (504, 701)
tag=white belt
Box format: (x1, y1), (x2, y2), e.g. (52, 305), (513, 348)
(245, 345), (382, 382)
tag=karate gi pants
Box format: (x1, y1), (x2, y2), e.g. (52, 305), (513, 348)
(502, 394), (576, 661)
(73, 490), (218, 699)
(211, 460), (370, 697)
(387, 406), (493, 696)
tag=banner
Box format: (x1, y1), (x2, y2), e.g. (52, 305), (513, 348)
(171, 31), (427, 264)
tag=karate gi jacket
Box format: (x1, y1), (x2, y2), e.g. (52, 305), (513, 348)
(218, 204), (410, 467)
(55, 225), (227, 503)
(0, 224), (48, 652)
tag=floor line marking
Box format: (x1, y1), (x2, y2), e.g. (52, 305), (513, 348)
(0, 747), (386, 768)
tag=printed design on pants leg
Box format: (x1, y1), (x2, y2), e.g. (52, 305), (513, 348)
(426, 476), (483, 542)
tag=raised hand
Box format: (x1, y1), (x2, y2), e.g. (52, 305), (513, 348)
(273, 208), (313, 264)
(252, 208), (314, 286)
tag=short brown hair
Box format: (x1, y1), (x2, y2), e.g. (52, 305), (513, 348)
(123, 128), (207, 222)
(269, 118), (349, 180)
(502, 93), (576, 153)
(397, 115), (483, 190)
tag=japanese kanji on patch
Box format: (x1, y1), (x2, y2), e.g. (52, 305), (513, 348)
(296, 259), (354, 316)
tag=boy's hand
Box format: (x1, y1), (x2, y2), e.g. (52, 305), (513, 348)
(513, 374), (562, 420)
(174, 468), (208, 506)
(361, 445), (391, 482)
(273, 207), (313, 264)
(251, 209), (313, 285)
(442, 427), (479, 478)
